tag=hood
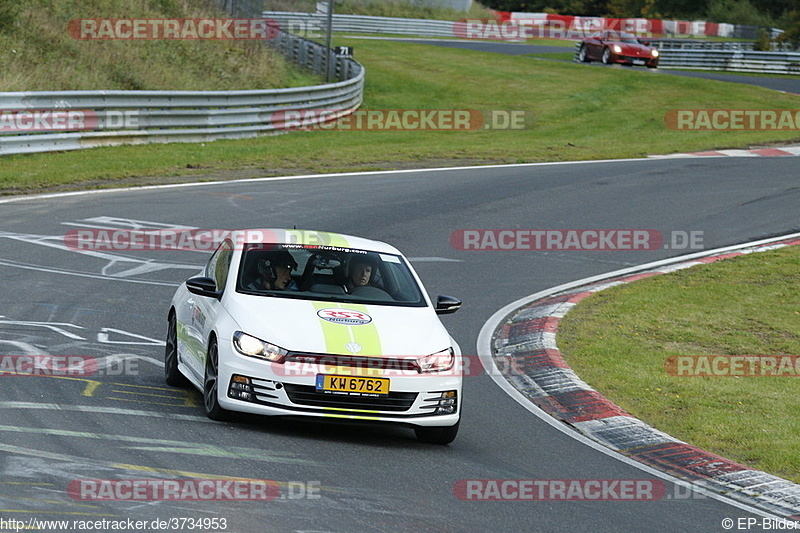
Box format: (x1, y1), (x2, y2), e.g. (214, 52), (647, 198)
(614, 42), (654, 57)
(226, 294), (452, 357)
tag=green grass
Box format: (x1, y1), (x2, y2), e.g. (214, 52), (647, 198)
(525, 52), (579, 61)
(0, 0), (316, 91)
(2, 38), (799, 194)
(558, 246), (800, 483)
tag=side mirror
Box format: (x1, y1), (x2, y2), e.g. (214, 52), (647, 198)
(435, 295), (461, 315)
(186, 276), (222, 300)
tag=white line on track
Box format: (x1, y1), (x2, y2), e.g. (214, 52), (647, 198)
(0, 401), (208, 421)
(0, 258), (180, 287)
(0, 157), (677, 205)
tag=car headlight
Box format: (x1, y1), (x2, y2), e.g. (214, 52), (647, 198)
(651, 49), (659, 57)
(233, 331), (287, 363)
(612, 45), (622, 53)
(417, 348), (455, 373)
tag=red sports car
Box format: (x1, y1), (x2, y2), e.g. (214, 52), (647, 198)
(578, 31), (659, 68)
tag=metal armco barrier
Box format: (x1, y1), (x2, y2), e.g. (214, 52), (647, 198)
(650, 40), (797, 52)
(0, 26), (364, 155)
(650, 40), (756, 50)
(265, 12), (455, 38)
(655, 49), (800, 74)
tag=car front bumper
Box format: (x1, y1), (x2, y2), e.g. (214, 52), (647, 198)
(217, 342), (463, 428)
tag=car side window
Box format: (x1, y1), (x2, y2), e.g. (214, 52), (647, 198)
(206, 240), (234, 292)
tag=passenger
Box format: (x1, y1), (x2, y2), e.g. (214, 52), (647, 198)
(344, 256), (374, 293)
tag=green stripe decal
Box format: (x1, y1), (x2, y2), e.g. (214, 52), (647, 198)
(321, 232), (351, 247)
(313, 302), (382, 357)
(284, 230), (350, 248)
(345, 304), (382, 356)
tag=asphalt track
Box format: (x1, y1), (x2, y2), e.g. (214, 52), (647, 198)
(1, 155), (799, 532)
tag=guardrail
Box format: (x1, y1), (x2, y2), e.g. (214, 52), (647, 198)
(656, 49), (800, 74)
(649, 40), (797, 52)
(265, 11), (455, 38)
(0, 28), (364, 155)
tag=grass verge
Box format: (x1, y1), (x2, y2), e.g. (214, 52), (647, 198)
(0, 0), (315, 91)
(558, 246), (800, 483)
(1, 38), (799, 194)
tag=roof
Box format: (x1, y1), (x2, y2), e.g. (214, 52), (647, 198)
(234, 229), (402, 255)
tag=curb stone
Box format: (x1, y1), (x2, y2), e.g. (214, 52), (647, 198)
(492, 235), (800, 519)
(651, 146), (800, 158)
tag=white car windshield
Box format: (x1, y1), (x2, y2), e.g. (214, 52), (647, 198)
(236, 243), (426, 307)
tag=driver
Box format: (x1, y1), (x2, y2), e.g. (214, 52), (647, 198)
(248, 251), (299, 291)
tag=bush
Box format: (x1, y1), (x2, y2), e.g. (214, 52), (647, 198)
(754, 28), (771, 51)
(776, 10), (800, 49)
(705, 0), (774, 27)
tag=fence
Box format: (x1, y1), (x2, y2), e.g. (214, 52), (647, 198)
(0, 8), (364, 156)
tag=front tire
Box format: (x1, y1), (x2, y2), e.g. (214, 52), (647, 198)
(204, 338), (230, 421)
(602, 47), (611, 64)
(165, 313), (188, 387)
(415, 421), (459, 445)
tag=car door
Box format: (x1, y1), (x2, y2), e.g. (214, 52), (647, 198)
(184, 239), (234, 379)
(585, 31), (602, 60)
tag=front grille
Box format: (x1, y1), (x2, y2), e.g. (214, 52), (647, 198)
(285, 352), (419, 372)
(283, 384), (417, 411)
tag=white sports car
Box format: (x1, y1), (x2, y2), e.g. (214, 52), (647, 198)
(165, 230), (463, 444)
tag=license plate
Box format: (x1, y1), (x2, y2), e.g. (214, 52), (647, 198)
(633, 59), (645, 65)
(315, 374), (390, 396)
